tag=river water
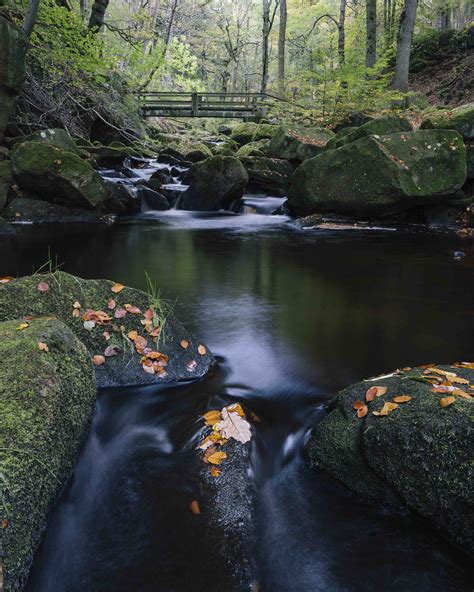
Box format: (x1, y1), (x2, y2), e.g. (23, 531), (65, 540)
(2, 194), (474, 591)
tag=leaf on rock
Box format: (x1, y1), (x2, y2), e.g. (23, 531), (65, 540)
(107, 299), (116, 310)
(210, 467), (221, 478)
(111, 283), (125, 294)
(103, 331), (111, 341)
(393, 395), (412, 403)
(366, 386), (387, 401)
(82, 310), (112, 324)
(38, 342), (49, 352)
(205, 449), (227, 465)
(203, 410), (222, 426)
(357, 404), (368, 418)
(216, 407), (252, 443)
(73, 301), (81, 309)
(373, 402), (399, 416)
(187, 360), (197, 372)
(83, 320), (96, 330)
(227, 402), (245, 417)
(353, 400), (365, 410)
(190, 500), (201, 515)
(134, 335), (148, 353)
(72, 309), (81, 318)
(104, 345), (121, 357)
(125, 304), (141, 314)
(439, 396), (456, 408)
(142, 362), (155, 374)
(37, 281), (50, 292)
(92, 355), (106, 366)
(128, 330), (138, 341)
(180, 339), (189, 349)
(114, 308), (127, 319)
(16, 322), (29, 331)
(198, 344), (207, 355)
(144, 308), (154, 321)
(453, 362), (474, 369)
(0, 276), (14, 284)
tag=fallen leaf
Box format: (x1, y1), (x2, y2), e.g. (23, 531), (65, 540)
(92, 355), (106, 366)
(0, 276), (14, 284)
(227, 402), (245, 417)
(439, 396), (456, 408)
(16, 322), (29, 330)
(180, 339), (189, 349)
(373, 402), (399, 416)
(128, 330), (138, 341)
(393, 395), (412, 403)
(103, 331), (111, 341)
(104, 345), (121, 357)
(83, 320), (96, 330)
(217, 407), (252, 443)
(454, 390), (473, 400)
(73, 301), (81, 309)
(134, 335), (148, 353)
(210, 467), (221, 477)
(2, 518), (8, 529)
(366, 386), (387, 401)
(107, 299), (116, 310)
(353, 400), (365, 410)
(72, 309), (81, 318)
(114, 308), (127, 319)
(453, 362), (474, 369)
(144, 308), (154, 321)
(38, 342), (49, 352)
(111, 283), (125, 293)
(125, 304), (141, 314)
(357, 405), (368, 418)
(203, 410), (222, 426)
(37, 281), (50, 292)
(205, 450), (227, 465)
(82, 310), (112, 324)
(198, 344), (207, 355)
(190, 500), (201, 515)
(142, 362), (155, 374)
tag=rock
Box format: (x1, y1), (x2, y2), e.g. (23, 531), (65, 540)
(181, 156), (248, 211)
(391, 91), (429, 110)
(267, 127), (335, 163)
(211, 139), (239, 156)
(0, 216), (15, 234)
(135, 184), (171, 211)
(306, 365), (474, 553)
(0, 272), (214, 387)
(240, 156), (293, 197)
(326, 115), (413, 150)
(149, 168), (174, 186)
(289, 130), (467, 217)
(11, 129), (79, 154)
(0, 16), (26, 139)
(0, 146), (9, 160)
(332, 112), (373, 133)
(421, 103), (473, 141)
(10, 142), (110, 209)
(3, 198), (104, 223)
(158, 146), (187, 163)
(0, 317), (96, 592)
(230, 122), (258, 146)
(467, 143), (474, 179)
(218, 124), (232, 136)
(0, 159), (13, 212)
(103, 182), (141, 214)
(86, 144), (138, 167)
(235, 140), (269, 158)
(183, 143), (213, 163)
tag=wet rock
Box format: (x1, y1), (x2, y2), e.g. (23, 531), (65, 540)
(149, 168), (174, 186)
(104, 182), (141, 214)
(325, 115), (413, 150)
(10, 128), (79, 154)
(267, 127), (335, 163)
(3, 198), (104, 223)
(218, 124), (233, 136)
(0, 216), (15, 234)
(236, 140), (269, 158)
(240, 156), (293, 197)
(10, 142), (111, 209)
(181, 156), (248, 211)
(211, 140), (239, 156)
(289, 130), (467, 217)
(421, 103), (473, 141)
(0, 317), (96, 592)
(135, 184), (171, 211)
(230, 122), (258, 146)
(0, 272), (214, 387)
(306, 365), (474, 553)
(183, 143), (213, 163)
(0, 159), (13, 212)
(0, 15), (26, 139)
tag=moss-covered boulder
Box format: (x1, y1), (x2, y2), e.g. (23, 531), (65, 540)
(183, 143), (213, 163)
(11, 129), (79, 154)
(421, 103), (474, 141)
(2, 198), (104, 223)
(267, 127), (335, 163)
(289, 130), (467, 217)
(1, 317), (96, 591)
(230, 122), (258, 146)
(181, 156), (248, 211)
(325, 115), (413, 150)
(240, 156), (293, 196)
(0, 272), (214, 387)
(307, 364), (474, 553)
(0, 16), (26, 139)
(0, 159), (13, 212)
(10, 142), (110, 209)
(235, 139), (269, 158)
(252, 123), (278, 142)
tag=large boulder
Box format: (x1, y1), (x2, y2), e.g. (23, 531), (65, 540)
(421, 103), (473, 141)
(1, 317), (96, 592)
(0, 272), (214, 387)
(289, 130), (467, 217)
(230, 122), (259, 146)
(267, 127), (334, 163)
(11, 129), (79, 154)
(0, 15), (26, 139)
(2, 198), (104, 223)
(180, 156), (248, 211)
(325, 115), (413, 150)
(307, 364), (474, 553)
(10, 142), (110, 209)
(240, 156), (293, 197)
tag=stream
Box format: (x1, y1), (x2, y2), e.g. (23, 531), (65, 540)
(1, 158), (473, 591)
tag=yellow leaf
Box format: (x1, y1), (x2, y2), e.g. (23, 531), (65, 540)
(227, 402), (245, 417)
(453, 390), (472, 400)
(72, 309), (81, 318)
(439, 396), (456, 408)
(203, 410), (222, 426)
(128, 330), (138, 341)
(210, 467), (221, 477)
(451, 375), (469, 385)
(393, 395), (412, 403)
(180, 339), (189, 349)
(206, 450), (227, 465)
(38, 342), (49, 352)
(111, 283), (125, 293)
(72, 301), (81, 309)
(16, 323), (29, 330)
(373, 402), (399, 416)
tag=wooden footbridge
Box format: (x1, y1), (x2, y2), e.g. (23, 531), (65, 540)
(138, 92), (283, 119)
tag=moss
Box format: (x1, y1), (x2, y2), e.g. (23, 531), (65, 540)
(330, 115), (413, 149)
(307, 365), (474, 553)
(421, 103), (474, 141)
(12, 129), (79, 154)
(239, 156), (293, 196)
(0, 317), (96, 591)
(230, 123), (259, 146)
(235, 140), (269, 158)
(0, 159), (13, 212)
(0, 271), (214, 387)
(267, 126), (334, 162)
(10, 142), (110, 209)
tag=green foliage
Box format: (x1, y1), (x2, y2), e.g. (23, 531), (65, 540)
(410, 28), (470, 72)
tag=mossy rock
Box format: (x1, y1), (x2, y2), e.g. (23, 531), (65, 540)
(467, 143), (474, 180)
(252, 123), (278, 142)
(2, 198), (104, 223)
(11, 129), (79, 154)
(230, 122), (259, 146)
(421, 103), (474, 141)
(182, 143), (213, 163)
(0, 272), (214, 387)
(235, 140), (269, 158)
(307, 364), (474, 553)
(239, 156), (293, 197)
(267, 127), (334, 163)
(0, 317), (96, 591)
(0, 159), (13, 212)
(324, 127), (358, 151)
(289, 130), (467, 217)
(10, 142), (110, 209)
(328, 115), (413, 150)
(211, 143), (237, 157)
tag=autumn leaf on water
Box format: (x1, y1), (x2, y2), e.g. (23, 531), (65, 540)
(439, 396), (456, 408)
(111, 283), (125, 294)
(216, 408), (252, 443)
(190, 500), (201, 515)
(37, 281), (50, 292)
(198, 344), (207, 355)
(38, 342), (49, 352)
(366, 386), (387, 401)
(393, 395), (412, 403)
(180, 339), (189, 349)
(92, 355), (106, 366)
(373, 402), (399, 416)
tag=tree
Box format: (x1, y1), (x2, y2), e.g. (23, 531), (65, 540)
(261, 0), (279, 94)
(366, 0), (377, 69)
(338, 0), (347, 65)
(278, 0), (287, 95)
(392, 0), (418, 91)
(88, 0), (109, 31)
(23, 0), (42, 38)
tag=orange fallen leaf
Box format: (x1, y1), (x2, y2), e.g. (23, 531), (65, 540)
(128, 330), (138, 341)
(210, 467), (221, 477)
(366, 386), (387, 401)
(190, 500), (201, 515)
(227, 403), (245, 417)
(134, 335), (148, 353)
(205, 450), (227, 465)
(203, 410), (222, 426)
(111, 283), (125, 293)
(125, 304), (141, 314)
(373, 402), (399, 416)
(439, 396), (455, 408)
(198, 344), (207, 355)
(73, 301), (81, 309)
(114, 308), (127, 319)
(393, 395), (412, 403)
(357, 405), (368, 418)
(37, 281), (50, 292)
(72, 309), (81, 318)
(103, 331), (111, 341)
(38, 341), (49, 352)
(142, 362), (155, 374)
(453, 362), (474, 369)
(92, 355), (106, 366)
(0, 276), (14, 284)
(180, 339), (189, 349)
(2, 518), (8, 529)
(143, 308), (154, 321)
(353, 400), (365, 410)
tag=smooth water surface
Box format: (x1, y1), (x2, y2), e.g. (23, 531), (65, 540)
(1, 210), (473, 591)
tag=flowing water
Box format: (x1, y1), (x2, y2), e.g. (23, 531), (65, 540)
(1, 166), (474, 591)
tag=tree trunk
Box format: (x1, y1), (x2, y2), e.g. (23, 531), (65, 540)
(261, 0), (271, 94)
(277, 0), (287, 96)
(392, 0), (418, 91)
(338, 0), (346, 65)
(163, 0), (179, 56)
(88, 0), (109, 31)
(23, 0), (41, 38)
(79, 0), (88, 22)
(366, 0), (377, 69)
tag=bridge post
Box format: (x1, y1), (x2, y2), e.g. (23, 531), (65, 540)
(191, 92), (198, 117)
